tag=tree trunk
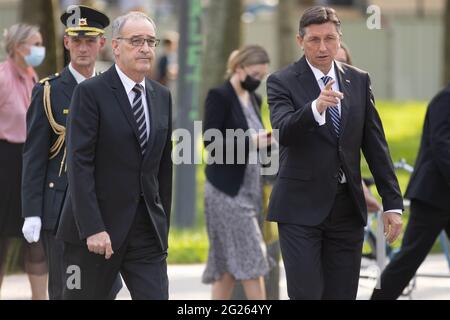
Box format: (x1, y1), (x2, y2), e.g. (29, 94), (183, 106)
(444, 0), (450, 84)
(200, 0), (243, 115)
(20, 0), (63, 78)
(277, 0), (317, 69)
(277, 0), (298, 69)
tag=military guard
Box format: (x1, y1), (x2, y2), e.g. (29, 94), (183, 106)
(21, 5), (121, 299)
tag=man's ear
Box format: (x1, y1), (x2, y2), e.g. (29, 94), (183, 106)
(296, 34), (304, 51)
(111, 39), (119, 56)
(63, 36), (70, 51)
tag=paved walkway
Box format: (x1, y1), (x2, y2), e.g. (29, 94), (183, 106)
(2, 254), (449, 300)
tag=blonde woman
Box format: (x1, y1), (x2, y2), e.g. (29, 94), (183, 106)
(202, 45), (274, 300)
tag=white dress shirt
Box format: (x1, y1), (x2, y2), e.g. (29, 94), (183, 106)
(68, 63), (96, 84)
(115, 64), (151, 141)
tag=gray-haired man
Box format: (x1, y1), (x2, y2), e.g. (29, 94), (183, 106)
(57, 11), (173, 300)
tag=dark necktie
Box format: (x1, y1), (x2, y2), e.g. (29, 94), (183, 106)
(132, 84), (148, 155)
(321, 75), (341, 137)
(321, 75), (345, 183)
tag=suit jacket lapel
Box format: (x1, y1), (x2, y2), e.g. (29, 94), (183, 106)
(109, 66), (141, 145)
(143, 79), (157, 162)
(295, 57), (321, 103)
(335, 61), (350, 141)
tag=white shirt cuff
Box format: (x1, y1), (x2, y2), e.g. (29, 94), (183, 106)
(311, 99), (326, 126)
(384, 209), (403, 215)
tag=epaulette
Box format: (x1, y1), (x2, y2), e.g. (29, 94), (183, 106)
(39, 73), (60, 84)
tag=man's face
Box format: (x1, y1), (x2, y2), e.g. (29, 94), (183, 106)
(297, 22), (341, 73)
(64, 35), (106, 68)
(112, 19), (156, 78)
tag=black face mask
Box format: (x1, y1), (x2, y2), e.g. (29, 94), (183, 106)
(240, 75), (261, 92)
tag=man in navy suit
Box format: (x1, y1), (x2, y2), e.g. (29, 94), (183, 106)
(267, 6), (403, 299)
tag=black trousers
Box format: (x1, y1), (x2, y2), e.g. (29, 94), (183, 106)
(62, 199), (168, 300)
(41, 230), (65, 300)
(43, 229), (123, 300)
(278, 184), (365, 300)
(371, 200), (450, 300)
(0, 141), (23, 237)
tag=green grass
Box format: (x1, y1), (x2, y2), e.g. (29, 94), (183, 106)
(361, 101), (427, 195)
(168, 228), (209, 264)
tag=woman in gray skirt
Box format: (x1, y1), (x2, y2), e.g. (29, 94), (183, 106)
(202, 45), (274, 300)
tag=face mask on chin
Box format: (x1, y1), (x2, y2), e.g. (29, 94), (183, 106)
(23, 45), (46, 67)
(240, 74), (261, 92)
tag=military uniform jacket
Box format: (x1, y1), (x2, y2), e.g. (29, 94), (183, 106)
(22, 67), (77, 231)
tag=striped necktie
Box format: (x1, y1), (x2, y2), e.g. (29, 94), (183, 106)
(132, 84), (148, 155)
(321, 75), (341, 137)
(321, 76), (345, 183)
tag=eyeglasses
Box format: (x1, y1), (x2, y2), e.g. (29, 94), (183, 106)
(116, 37), (161, 48)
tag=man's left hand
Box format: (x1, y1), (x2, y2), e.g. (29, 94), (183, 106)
(383, 211), (403, 243)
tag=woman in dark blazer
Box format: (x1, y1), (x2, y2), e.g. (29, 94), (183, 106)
(202, 45), (273, 300)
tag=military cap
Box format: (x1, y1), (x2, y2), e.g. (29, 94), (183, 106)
(60, 5), (109, 37)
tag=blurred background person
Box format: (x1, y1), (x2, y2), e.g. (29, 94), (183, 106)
(0, 23), (47, 300)
(155, 31), (179, 87)
(154, 31), (179, 123)
(202, 45), (274, 300)
(335, 42), (353, 66)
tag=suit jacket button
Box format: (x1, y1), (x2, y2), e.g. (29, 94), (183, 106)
(49, 182), (54, 189)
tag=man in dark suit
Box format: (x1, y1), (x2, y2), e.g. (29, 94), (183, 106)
(267, 6), (403, 299)
(56, 11), (172, 300)
(21, 6), (113, 299)
(371, 84), (450, 300)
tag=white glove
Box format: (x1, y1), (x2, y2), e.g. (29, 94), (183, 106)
(22, 217), (42, 243)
